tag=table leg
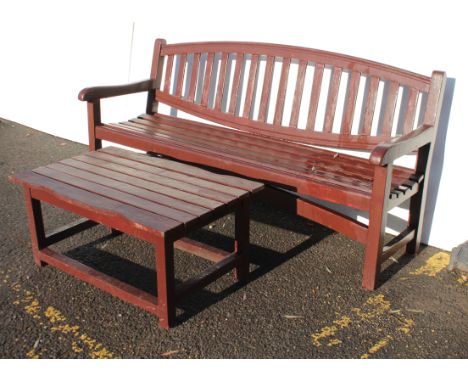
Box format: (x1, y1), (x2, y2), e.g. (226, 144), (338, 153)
(234, 199), (250, 281)
(23, 188), (46, 267)
(155, 238), (176, 329)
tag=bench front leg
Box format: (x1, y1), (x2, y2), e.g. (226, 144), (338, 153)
(362, 164), (393, 290)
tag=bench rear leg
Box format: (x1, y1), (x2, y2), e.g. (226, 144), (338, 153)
(405, 144), (431, 256)
(23, 189), (47, 267)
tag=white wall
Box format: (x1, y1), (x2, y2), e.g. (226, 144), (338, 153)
(1, 0), (467, 250)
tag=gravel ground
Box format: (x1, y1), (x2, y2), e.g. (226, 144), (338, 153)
(0, 117), (466, 358)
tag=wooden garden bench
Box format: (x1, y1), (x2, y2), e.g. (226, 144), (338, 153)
(78, 39), (446, 290)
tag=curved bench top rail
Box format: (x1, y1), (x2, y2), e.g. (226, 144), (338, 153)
(161, 41), (431, 91)
(152, 40), (442, 151)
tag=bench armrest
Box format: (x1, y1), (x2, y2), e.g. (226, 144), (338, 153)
(369, 124), (435, 166)
(78, 79), (156, 101)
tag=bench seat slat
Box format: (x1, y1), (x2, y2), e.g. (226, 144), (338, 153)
(98, 116), (418, 210)
(136, 114), (413, 185)
(114, 120), (374, 194)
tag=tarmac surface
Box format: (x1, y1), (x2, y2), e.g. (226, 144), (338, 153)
(1, 117), (467, 358)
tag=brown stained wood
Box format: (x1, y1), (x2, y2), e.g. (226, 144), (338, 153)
(214, 52), (229, 110)
(403, 88), (419, 134)
(128, 117), (390, 189)
(157, 90), (395, 150)
(39, 248), (159, 315)
(45, 162), (210, 217)
(362, 164), (392, 290)
(13, 172), (183, 238)
(273, 57), (291, 126)
(174, 237), (230, 262)
(163, 55), (174, 93)
(149, 39), (167, 113)
(289, 60), (308, 128)
(59, 157), (223, 210)
(341, 71), (361, 135)
(155, 238), (175, 328)
(101, 146), (263, 192)
(175, 252), (238, 302)
(72, 153), (238, 204)
(361, 76), (380, 136)
(297, 197), (367, 244)
(45, 218), (98, 247)
(33, 166), (198, 224)
(187, 53), (201, 102)
(201, 52), (215, 107)
(323, 67), (343, 133)
(96, 124), (373, 210)
(137, 114), (414, 184)
(87, 101), (102, 151)
(242, 54), (259, 119)
(175, 54), (187, 97)
(161, 42), (431, 91)
(381, 81), (400, 137)
(258, 55), (275, 122)
(306, 64), (324, 130)
(114, 120), (376, 194)
(88, 150), (247, 198)
(71, 38), (446, 294)
(228, 53), (244, 114)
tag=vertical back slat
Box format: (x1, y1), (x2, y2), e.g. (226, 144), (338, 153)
(306, 64), (324, 130)
(187, 53), (200, 102)
(403, 88), (419, 134)
(361, 76), (380, 135)
(201, 53), (215, 107)
(323, 67), (343, 133)
(289, 60), (308, 128)
(214, 52), (229, 111)
(163, 55), (174, 93)
(381, 81), (399, 137)
(242, 54), (259, 118)
(175, 54), (187, 97)
(273, 57), (291, 125)
(258, 56), (275, 122)
(228, 53), (244, 114)
(341, 71), (361, 135)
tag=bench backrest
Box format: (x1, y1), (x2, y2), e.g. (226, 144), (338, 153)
(150, 39), (445, 151)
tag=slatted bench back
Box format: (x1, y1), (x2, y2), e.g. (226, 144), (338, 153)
(150, 39), (443, 151)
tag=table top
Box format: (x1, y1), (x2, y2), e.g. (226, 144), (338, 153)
(11, 146), (264, 237)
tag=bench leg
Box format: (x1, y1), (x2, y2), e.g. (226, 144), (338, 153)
(23, 189), (47, 267)
(155, 238), (176, 329)
(362, 165), (392, 290)
(234, 199), (250, 282)
(405, 144), (431, 256)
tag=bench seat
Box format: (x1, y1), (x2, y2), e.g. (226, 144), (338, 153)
(98, 113), (420, 212)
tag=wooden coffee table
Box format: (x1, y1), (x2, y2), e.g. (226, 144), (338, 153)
(10, 146), (263, 328)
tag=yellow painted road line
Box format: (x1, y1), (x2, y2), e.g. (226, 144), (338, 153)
(410, 252), (450, 277)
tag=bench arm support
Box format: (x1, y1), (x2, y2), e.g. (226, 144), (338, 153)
(369, 124), (435, 166)
(78, 79), (156, 101)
